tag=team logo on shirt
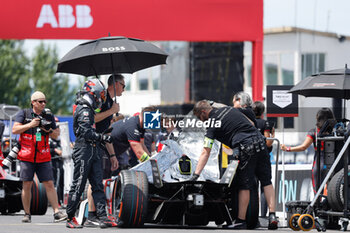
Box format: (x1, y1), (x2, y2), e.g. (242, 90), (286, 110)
(143, 110), (161, 129)
(134, 129), (140, 135)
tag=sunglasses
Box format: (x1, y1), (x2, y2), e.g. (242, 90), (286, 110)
(36, 100), (47, 104)
(118, 81), (126, 89)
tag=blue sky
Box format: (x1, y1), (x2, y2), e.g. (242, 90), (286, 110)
(265, 0), (350, 36)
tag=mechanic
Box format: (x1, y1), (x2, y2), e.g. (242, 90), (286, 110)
(252, 101), (275, 152)
(12, 91), (67, 223)
(49, 117), (64, 206)
(252, 101), (276, 218)
(191, 100), (273, 229)
(232, 91), (256, 125)
(84, 74), (123, 228)
(127, 112), (156, 170)
(233, 93), (278, 230)
(108, 106), (156, 171)
(65, 79), (115, 229)
(281, 108), (336, 193)
(127, 128), (156, 170)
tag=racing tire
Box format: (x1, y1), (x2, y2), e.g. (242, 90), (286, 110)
(246, 187), (259, 229)
(30, 176), (48, 215)
(112, 170), (148, 227)
(328, 166), (350, 212)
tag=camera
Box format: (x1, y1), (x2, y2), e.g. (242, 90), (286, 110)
(2, 143), (21, 168)
(34, 108), (52, 131)
(37, 115), (52, 130)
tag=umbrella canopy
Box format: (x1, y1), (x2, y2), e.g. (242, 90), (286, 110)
(289, 66), (350, 99)
(57, 36), (168, 76)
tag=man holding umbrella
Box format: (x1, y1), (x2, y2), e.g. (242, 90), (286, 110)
(84, 74), (125, 227)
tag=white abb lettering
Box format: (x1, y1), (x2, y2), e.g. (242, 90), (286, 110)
(36, 4), (93, 28)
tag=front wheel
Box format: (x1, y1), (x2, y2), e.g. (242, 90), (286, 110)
(111, 170), (148, 227)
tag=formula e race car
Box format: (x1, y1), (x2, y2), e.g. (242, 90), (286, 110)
(108, 125), (259, 228)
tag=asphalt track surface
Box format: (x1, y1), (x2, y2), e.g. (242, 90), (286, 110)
(0, 209), (343, 233)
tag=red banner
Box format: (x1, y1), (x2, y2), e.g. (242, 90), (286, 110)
(0, 0), (262, 41)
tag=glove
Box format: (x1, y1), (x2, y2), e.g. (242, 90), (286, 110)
(102, 134), (113, 143)
(189, 173), (199, 181)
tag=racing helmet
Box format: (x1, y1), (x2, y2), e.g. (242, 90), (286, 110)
(82, 78), (106, 110)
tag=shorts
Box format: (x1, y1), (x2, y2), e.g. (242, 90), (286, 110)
(232, 135), (265, 190)
(20, 161), (53, 182)
(233, 151), (257, 190)
(255, 149), (272, 187)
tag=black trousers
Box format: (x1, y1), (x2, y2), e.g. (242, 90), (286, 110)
(66, 144), (106, 218)
(52, 159), (64, 204)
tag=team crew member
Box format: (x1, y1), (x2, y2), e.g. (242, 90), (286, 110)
(233, 94), (278, 229)
(127, 128), (156, 169)
(12, 91), (67, 223)
(191, 100), (270, 229)
(109, 107), (156, 168)
(252, 101), (275, 152)
(85, 74), (124, 227)
(66, 79), (114, 229)
(281, 108), (336, 193)
(233, 92), (257, 125)
(49, 117), (64, 206)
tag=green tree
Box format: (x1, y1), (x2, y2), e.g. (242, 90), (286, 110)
(0, 40), (31, 107)
(0, 40), (79, 115)
(30, 43), (77, 115)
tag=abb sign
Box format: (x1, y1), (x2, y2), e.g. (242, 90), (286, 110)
(0, 0), (263, 41)
(36, 4), (93, 28)
(0, 0), (263, 100)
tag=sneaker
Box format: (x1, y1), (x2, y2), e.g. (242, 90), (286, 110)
(224, 219), (247, 229)
(268, 213), (278, 230)
(106, 215), (118, 227)
(84, 216), (100, 228)
(22, 213), (31, 223)
(66, 217), (83, 229)
(54, 211), (68, 222)
(99, 216), (115, 228)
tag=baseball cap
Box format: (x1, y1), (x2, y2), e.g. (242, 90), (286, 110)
(31, 91), (46, 101)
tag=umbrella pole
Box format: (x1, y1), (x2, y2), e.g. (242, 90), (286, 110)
(109, 54), (117, 104)
(112, 76), (117, 104)
(343, 99), (346, 123)
(92, 66), (99, 80)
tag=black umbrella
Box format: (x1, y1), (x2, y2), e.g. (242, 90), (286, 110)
(289, 65), (350, 99)
(56, 36), (168, 77)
